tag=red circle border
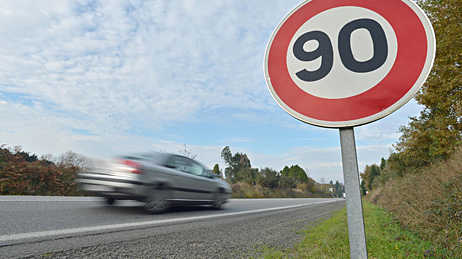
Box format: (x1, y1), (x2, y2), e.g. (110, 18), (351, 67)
(267, 0), (428, 122)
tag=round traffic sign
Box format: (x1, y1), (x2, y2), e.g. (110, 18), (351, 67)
(264, 0), (435, 128)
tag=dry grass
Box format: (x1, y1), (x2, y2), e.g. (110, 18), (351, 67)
(368, 148), (462, 257)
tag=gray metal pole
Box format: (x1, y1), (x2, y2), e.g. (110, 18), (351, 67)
(339, 127), (368, 259)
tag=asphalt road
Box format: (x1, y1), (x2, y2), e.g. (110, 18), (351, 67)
(0, 196), (345, 258)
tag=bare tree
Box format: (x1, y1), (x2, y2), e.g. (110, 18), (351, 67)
(178, 144), (198, 160)
(40, 154), (54, 162)
(57, 151), (91, 170)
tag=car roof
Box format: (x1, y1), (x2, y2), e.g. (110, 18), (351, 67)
(121, 152), (209, 169)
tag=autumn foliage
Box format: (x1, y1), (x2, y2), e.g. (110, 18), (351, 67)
(362, 0), (462, 256)
(0, 146), (84, 196)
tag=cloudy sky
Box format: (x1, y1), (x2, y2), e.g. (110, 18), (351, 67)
(0, 0), (422, 182)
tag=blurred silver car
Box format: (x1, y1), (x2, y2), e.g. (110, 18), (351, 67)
(76, 152), (231, 214)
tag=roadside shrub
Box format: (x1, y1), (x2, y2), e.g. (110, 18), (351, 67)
(369, 148), (462, 257)
(0, 147), (84, 196)
(230, 181), (332, 199)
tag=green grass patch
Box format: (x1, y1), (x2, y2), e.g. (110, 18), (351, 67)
(261, 201), (436, 259)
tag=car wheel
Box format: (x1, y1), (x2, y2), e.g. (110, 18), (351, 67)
(144, 187), (170, 214)
(104, 197), (116, 206)
(212, 192), (226, 210)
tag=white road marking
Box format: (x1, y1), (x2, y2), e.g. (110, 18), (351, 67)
(0, 199), (341, 244)
(0, 196), (100, 202)
(0, 196), (333, 202)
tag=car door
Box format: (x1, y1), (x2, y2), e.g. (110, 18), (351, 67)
(163, 155), (209, 201)
(183, 160), (217, 200)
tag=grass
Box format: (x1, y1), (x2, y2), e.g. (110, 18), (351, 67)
(260, 201), (437, 259)
(369, 148), (462, 257)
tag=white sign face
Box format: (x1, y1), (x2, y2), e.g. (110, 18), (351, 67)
(265, 0), (436, 128)
(287, 6), (398, 99)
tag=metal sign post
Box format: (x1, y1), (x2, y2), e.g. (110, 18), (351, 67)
(340, 127), (367, 259)
(264, 1), (435, 258)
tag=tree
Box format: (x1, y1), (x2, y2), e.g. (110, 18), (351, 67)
(57, 151), (90, 170)
(16, 151), (38, 162)
(235, 168), (258, 185)
(360, 180), (367, 196)
(256, 168), (280, 189)
(179, 144), (197, 160)
(279, 175), (296, 189)
(280, 165), (308, 184)
(334, 181), (345, 197)
(394, 0), (462, 170)
(3, 145), (38, 163)
(0, 147), (84, 196)
(212, 164), (221, 177)
(360, 164), (381, 192)
(221, 146), (233, 167)
(237, 153), (251, 169)
(327, 180), (346, 197)
(220, 146), (252, 183)
(356, 0), (461, 192)
(379, 158), (386, 171)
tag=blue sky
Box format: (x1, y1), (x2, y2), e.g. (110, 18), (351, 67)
(0, 0), (423, 182)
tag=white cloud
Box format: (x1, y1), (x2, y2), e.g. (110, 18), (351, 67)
(0, 99), (388, 184)
(0, 0), (420, 187)
(1, 1), (304, 133)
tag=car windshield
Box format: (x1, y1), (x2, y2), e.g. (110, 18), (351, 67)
(120, 153), (167, 164)
(205, 169), (214, 177)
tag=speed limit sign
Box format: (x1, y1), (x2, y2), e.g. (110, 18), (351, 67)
(264, 1), (435, 257)
(264, 0), (435, 128)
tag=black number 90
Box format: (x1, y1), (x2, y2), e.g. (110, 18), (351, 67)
(293, 18), (388, 82)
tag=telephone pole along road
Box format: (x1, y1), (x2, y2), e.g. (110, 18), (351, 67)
(0, 197), (344, 258)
